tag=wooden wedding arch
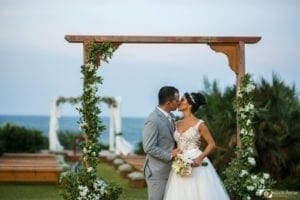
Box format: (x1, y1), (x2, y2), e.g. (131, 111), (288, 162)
(65, 35), (261, 154)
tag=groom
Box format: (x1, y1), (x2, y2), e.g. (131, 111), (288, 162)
(143, 86), (181, 200)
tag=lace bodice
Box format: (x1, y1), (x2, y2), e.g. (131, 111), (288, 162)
(174, 120), (203, 151)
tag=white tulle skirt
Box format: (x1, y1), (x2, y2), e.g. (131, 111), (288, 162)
(164, 149), (230, 200)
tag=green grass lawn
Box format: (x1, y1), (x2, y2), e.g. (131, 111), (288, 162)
(0, 162), (147, 200)
(96, 162), (147, 200)
(0, 162), (298, 200)
(0, 183), (63, 200)
(272, 190), (300, 200)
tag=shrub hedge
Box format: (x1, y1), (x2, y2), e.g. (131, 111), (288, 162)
(0, 123), (48, 154)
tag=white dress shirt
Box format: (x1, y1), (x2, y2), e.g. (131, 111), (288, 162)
(157, 106), (172, 122)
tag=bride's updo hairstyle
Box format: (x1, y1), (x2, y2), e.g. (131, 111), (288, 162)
(184, 92), (206, 113)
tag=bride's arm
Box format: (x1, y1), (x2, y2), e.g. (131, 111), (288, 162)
(192, 123), (216, 167)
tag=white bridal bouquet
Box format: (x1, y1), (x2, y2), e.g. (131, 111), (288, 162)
(172, 154), (209, 176)
(172, 154), (193, 176)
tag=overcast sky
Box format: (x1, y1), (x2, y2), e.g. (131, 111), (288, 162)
(0, 0), (299, 117)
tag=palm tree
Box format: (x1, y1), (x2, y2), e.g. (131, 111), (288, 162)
(253, 73), (300, 184)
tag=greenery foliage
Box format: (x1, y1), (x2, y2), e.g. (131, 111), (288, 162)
(223, 74), (275, 199)
(134, 141), (145, 155)
(58, 131), (81, 150)
(0, 140), (5, 156)
(59, 42), (121, 199)
(59, 170), (121, 200)
(56, 96), (117, 108)
(57, 130), (109, 151)
(0, 123), (48, 154)
(56, 97), (81, 106)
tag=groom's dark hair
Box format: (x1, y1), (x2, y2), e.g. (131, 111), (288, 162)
(158, 86), (179, 105)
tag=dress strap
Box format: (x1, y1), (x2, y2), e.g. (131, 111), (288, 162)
(195, 120), (204, 128)
(194, 120), (204, 137)
(195, 119), (204, 129)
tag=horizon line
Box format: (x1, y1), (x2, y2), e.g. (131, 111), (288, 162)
(0, 113), (147, 118)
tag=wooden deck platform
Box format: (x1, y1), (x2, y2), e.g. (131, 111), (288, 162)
(0, 153), (62, 183)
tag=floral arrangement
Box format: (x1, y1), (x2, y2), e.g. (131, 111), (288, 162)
(105, 153), (118, 162)
(59, 42), (122, 200)
(224, 74), (275, 200)
(60, 170), (121, 200)
(172, 154), (193, 176)
(118, 164), (133, 172)
(128, 171), (145, 181)
(127, 171), (145, 188)
(77, 179), (107, 200)
(113, 159), (124, 168)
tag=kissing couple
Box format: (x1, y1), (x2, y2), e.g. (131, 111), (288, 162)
(142, 86), (230, 200)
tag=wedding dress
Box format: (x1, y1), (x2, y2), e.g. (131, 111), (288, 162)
(164, 120), (230, 200)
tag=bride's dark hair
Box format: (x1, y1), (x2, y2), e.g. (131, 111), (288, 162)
(184, 92), (206, 113)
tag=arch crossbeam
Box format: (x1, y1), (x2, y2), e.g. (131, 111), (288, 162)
(65, 35), (260, 44)
(65, 35), (259, 78)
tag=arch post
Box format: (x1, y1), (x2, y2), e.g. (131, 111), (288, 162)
(209, 41), (245, 157)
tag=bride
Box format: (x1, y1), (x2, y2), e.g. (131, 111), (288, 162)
(164, 92), (230, 200)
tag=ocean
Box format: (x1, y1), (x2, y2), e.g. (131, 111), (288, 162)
(0, 115), (146, 147)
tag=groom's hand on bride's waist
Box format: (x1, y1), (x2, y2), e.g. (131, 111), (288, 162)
(191, 162), (200, 168)
(192, 157), (204, 167)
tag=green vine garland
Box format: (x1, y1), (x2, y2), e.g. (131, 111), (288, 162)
(56, 96), (117, 108)
(59, 42), (122, 200)
(224, 74), (275, 200)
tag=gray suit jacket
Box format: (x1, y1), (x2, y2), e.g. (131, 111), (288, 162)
(143, 108), (176, 180)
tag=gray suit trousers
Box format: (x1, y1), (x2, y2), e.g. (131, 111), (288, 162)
(146, 179), (168, 200)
